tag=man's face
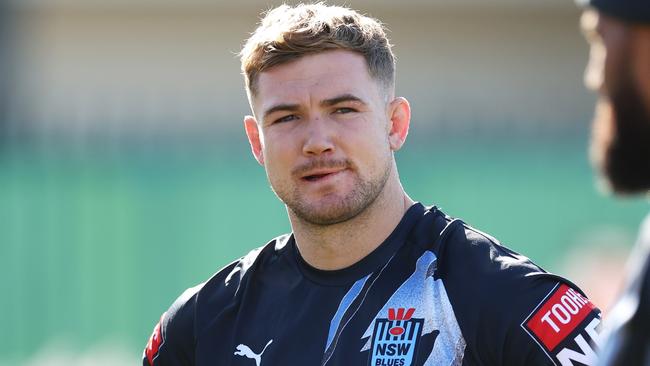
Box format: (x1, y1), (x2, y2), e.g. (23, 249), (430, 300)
(244, 50), (408, 225)
(581, 10), (650, 194)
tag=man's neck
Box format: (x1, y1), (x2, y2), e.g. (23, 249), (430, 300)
(289, 177), (414, 271)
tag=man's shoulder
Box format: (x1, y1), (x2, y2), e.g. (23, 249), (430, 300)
(411, 205), (581, 294)
(429, 213), (548, 283)
(408, 206), (547, 285)
(435, 216), (590, 307)
(164, 234), (291, 304)
(142, 234), (292, 365)
(202, 234), (291, 295)
(639, 212), (650, 249)
(428, 213), (602, 365)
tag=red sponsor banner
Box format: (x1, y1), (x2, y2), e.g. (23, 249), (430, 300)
(526, 284), (595, 351)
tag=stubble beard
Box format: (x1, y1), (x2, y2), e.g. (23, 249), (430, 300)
(273, 154), (394, 226)
(591, 73), (650, 194)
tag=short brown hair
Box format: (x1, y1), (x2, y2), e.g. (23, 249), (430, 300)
(240, 3), (395, 98)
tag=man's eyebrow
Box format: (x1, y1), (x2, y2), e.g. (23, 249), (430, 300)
(321, 94), (367, 107)
(262, 94), (367, 119)
(263, 103), (301, 119)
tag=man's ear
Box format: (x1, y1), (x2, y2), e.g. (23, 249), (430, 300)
(387, 97), (411, 151)
(244, 115), (264, 166)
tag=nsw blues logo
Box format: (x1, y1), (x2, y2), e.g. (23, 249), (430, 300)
(369, 308), (423, 366)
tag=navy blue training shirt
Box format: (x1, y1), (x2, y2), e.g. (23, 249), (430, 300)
(143, 203), (602, 366)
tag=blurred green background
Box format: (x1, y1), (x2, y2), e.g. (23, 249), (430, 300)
(1, 0), (648, 364)
(2, 137), (646, 364)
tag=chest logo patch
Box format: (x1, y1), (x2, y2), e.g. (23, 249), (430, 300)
(234, 340), (273, 366)
(369, 308), (423, 366)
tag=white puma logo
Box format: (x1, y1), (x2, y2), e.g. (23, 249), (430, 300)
(234, 339), (273, 366)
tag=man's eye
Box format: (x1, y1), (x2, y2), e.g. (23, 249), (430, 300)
(275, 115), (298, 123)
(335, 107), (356, 114)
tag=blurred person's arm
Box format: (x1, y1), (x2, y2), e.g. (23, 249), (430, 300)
(598, 216), (650, 366)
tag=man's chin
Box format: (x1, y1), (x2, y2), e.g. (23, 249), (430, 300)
(285, 195), (366, 226)
(594, 152), (650, 195)
(590, 95), (650, 195)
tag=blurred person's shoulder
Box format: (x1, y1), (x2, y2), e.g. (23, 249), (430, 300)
(639, 212), (650, 249)
(423, 209), (602, 365)
(619, 212), (650, 292)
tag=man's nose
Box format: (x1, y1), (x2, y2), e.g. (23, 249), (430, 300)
(302, 116), (335, 156)
(584, 41), (605, 92)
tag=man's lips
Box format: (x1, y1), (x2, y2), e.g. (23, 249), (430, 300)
(300, 168), (347, 182)
(292, 159), (353, 182)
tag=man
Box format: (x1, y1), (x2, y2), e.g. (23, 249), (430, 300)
(143, 4), (601, 365)
(577, 0), (650, 364)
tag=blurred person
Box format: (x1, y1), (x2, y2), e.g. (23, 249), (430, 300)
(143, 4), (601, 365)
(577, 0), (650, 364)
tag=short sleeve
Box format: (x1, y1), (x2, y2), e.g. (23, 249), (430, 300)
(505, 278), (603, 366)
(142, 286), (201, 366)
